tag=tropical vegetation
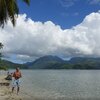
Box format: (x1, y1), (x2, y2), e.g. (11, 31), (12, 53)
(0, 0), (30, 27)
(0, 43), (3, 58)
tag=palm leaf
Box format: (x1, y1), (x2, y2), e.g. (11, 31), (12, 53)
(0, 43), (3, 49)
(5, 0), (17, 26)
(0, 0), (7, 27)
(0, 42), (3, 60)
(23, 0), (30, 5)
(0, 0), (30, 27)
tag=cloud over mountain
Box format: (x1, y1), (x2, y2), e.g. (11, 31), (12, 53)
(0, 11), (100, 62)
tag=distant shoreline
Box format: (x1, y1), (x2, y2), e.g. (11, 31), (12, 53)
(1, 56), (100, 69)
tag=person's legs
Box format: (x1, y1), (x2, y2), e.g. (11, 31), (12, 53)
(12, 87), (15, 93)
(16, 79), (20, 95)
(17, 86), (20, 95)
(12, 79), (16, 93)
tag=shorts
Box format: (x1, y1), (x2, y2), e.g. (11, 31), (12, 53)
(12, 79), (21, 87)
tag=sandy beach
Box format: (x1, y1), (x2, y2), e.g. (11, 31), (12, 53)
(0, 76), (32, 100)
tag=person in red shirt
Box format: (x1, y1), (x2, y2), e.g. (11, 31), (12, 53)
(12, 67), (22, 95)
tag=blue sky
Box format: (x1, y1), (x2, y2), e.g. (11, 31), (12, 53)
(18, 0), (100, 29)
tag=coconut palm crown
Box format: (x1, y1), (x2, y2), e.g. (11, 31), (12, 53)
(0, 0), (30, 27)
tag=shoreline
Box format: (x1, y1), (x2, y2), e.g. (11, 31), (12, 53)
(0, 76), (32, 100)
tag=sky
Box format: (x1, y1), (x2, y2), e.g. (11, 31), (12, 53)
(18, 0), (100, 29)
(0, 0), (100, 63)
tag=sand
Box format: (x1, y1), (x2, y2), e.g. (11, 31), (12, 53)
(0, 76), (33, 100)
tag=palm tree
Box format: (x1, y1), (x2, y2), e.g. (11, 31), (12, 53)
(0, 43), (3, 60)
(0, 0), (30, 27)
(0, 43), (3, 49)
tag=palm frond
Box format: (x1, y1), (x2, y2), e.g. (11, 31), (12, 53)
(0, 0), (30, 27)
(22, 0), (30, 5)
(0, 43), (3, 49)
(5, 0), (17, 26)
(0, 0), (7, 27)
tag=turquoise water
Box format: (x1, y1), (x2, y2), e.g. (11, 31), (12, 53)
(18, 70), (100, 100)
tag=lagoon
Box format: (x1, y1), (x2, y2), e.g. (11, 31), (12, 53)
(17, 70), (100, 100)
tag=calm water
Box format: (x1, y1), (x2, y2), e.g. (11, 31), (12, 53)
(2, 70), (100, 100)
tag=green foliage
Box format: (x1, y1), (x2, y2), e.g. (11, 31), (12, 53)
(23, 0), (30, 5)
(0, 42), (3, 61)
(0, 66), (7, 70)
(0, 0), (30, 27)
(0, 43), (3, 49)
(62, 64), (73, 69)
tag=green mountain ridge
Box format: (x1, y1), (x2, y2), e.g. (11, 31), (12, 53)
(1, 56), (100, 70)
(0, 59), (27, 70)
(25, 56), (100, 69)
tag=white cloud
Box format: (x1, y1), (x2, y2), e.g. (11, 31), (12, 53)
(88, 0), (100, 5)
(61, 12), (79, 17)
(59, 0), (77, 8)
(73, 12), (79, 16)
(0, 11), (100, 62)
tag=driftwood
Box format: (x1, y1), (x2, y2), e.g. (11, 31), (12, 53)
(0, 82), (10, 86)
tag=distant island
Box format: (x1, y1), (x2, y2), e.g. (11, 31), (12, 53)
(1, 55), (100, 70)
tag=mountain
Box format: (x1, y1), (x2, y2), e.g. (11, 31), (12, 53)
(1, 56), (100, 70)
(0, 59), (27, 70)
(25, 56), (100, 69)
(25, 55), (65, 69)
(68, 57), (100, 69)
(69, 57), (100, 64)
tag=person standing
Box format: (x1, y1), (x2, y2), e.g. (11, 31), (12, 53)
(12, 67), (22, 95)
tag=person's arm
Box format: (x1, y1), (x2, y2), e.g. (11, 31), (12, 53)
(12, 72), (15, 77)
(20, 72), (22, 78)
